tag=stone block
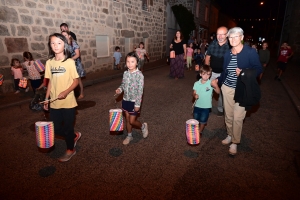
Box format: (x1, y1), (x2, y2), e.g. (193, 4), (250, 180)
(0, 55), (9, 67)
(106, 16), (113, 28)
(35, 17), (42, 25)
(31, 43), (45, 51)
(33, 35), (44, 41)
(25, 1), (36, 8)
(116, 23), (122, 29)
(5, 38), (29, 53)
(121, 30), (134, 38)
(20, 15), (33, 24)
(0, 6), (19, 23)
(17, 26), (31, 36)
(36, 10), (50, 17)
(89, 40), (96, 47)
(40, 0), (49, 3)
(84, 61), (92, 69)
(46, 5), (55, 11)
(32, 26), (42, 34)
(18, 8), (30, 13)
(62, 9), (71, 14)
(0, 25), (9, 36)
(43, 18), (54, 27)
(38, 3), (44, 9)
(42, 27), (48, 34)
(103, 8), (109, 14)
(6, 0), (23, 6)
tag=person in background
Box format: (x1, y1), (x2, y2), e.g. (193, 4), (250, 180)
(62, 30), (86, 99)
(60, 23), (77, 41)
(113, 46), (122, 70)
(258, 42), (270, 80)
(205, 26), (230, 117)
(11, 58), (29, 94)
(169, 30), (187, 80)
(22, 52), (41, 94)
(200, 39), (209, 55)
(251, 43), (258, 53)
(186, 43), (194, 70)
(135, 42), (150, 72)
(274, 42), (293, 81)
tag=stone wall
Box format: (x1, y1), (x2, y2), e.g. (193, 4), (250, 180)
(0, 0), (166, 93)
(287, 0), (300, 62)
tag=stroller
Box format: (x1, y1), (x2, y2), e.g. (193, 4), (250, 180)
(29, 88), (46, 111)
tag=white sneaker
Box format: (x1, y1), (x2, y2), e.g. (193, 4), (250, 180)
(229, 143), (237, 155)
(222, 135), (232, 145)
(123, 136), (133, 145)
(142, 123), (148, 138)
(25, 87), (29, 92)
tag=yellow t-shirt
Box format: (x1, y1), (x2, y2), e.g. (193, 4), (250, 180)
(45, 58), (79, 109)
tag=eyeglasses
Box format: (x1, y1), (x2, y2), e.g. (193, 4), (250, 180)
(228, 35), (241, 40)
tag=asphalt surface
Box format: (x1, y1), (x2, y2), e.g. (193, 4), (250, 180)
(1, 59), (300, 199)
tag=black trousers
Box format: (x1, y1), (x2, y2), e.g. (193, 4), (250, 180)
(50, 107), (76, 150)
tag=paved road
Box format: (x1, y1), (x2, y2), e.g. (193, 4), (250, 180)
(1, 65), (300, 199)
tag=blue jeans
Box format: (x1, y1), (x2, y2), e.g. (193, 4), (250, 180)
(193, 107), (210, 124)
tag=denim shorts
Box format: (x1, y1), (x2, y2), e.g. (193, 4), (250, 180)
(122, 100), (140, 116)
(193, 107), (210, 124)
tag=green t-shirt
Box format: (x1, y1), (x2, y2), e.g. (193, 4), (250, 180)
(193, 79), (213, 108)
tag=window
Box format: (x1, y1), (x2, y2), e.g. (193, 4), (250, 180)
(96, 35), (109, 57)
(196, 0), (200, 18)
(142, 0), (153, 12)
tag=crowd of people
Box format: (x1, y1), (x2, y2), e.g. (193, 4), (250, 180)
(6, 22), (294, 161)
(169, 26), (293, 155)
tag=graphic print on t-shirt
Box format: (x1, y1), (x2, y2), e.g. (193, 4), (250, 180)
(51, 65), (66, 76)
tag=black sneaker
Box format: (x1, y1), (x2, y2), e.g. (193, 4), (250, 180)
(217, 111), (224, 117)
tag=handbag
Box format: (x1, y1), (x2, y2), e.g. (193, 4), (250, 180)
(170, 50), (175, 59)
(19, 77), (28, 88)
(33, 60), (45, 72)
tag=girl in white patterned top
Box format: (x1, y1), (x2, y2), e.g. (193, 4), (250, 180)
(115, 52), (149, 145)
(22, 51), (41, 94)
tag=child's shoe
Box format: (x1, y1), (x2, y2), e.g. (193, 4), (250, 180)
(229, 143), (237, 155)
(58, 150), (76, 162)
(142, 123), (149, 138)
(74, 132), (82, 148)
(123, 136), (133, 145)
(222, 135), (232, 145)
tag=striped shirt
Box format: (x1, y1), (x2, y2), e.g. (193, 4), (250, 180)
(224, 52), (237, 88)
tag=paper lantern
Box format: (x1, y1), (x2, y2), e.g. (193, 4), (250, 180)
(109, 109), (123, 131)
(35, 121), (54, 148)
(185, 119), (200, 145)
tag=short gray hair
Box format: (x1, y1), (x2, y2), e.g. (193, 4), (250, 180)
(227, 27), (244, 37)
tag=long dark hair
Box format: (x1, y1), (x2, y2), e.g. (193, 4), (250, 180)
(173, 30), (184, 41)
(48, 33), (71, 62)
(61, 30), (73, 46)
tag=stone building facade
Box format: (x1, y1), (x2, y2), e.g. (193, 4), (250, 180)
(0, 0), (167, 92)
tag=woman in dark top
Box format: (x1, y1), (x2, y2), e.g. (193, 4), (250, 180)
(169, 30), (187, 80)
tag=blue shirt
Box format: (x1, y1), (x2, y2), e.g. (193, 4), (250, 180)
(193, 79), (213, 108)
(113, 52), (122, 65)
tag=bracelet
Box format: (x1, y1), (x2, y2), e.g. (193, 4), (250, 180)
(45, 98), (49, 100)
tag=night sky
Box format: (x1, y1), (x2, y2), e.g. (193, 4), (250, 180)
(214, 0), (286, 19)
(213, 0), (287, 42)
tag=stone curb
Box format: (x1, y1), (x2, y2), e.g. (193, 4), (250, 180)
(0, 63), (167, 110)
